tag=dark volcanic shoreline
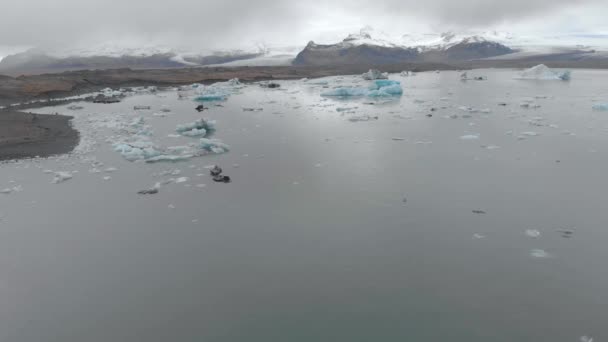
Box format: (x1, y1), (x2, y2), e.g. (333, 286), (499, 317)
(0, 111), (79, 161)
(2, 60), (606, 108)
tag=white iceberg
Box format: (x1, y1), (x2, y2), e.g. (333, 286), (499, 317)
(52, 171), (73, 184)
(199, 138), (230, 154)
(517, 64), (571, 81)
(362, 69), (388, 80)
(176, 119), (216, 137)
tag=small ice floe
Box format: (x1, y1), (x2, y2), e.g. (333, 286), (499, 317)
(530, 249), (552, 258)
(592, 103), (608, 111)
(580, 335), (594, 342)
(473, 233), (486, 239)
(336, 107), (358, 113)
(138, 184), (160, 195)
(348, 115), (378, 122)
(52, 172), (73, 184)
(242, 107), (263, 112)
(105, 167), (118, 173)
(0, 186), (23, 194)
(67, 104), (84, 110)
(176, 118), (216, 137)
(460, 134), (480, 140)
(103, 176), (112, 181)
(199, 138), (230, 154)
(168, 204), (176, 209)
(516, 64), (571, 81)
(525, 229), (541, 238)
(175, 177), (189, 184)
(362, 69), (388, 80)
(392, 137), (406, 141)
(481, 145), (500, 150)
(557, 228), (575, 238)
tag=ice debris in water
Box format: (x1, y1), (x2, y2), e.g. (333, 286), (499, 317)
(592, 103), (608, 111)
(525, 229), (541, 238)
(517, 64), (571, 81)
(530, 249), (552, 258)
(52, 171), (73, 184)
(322, 80), (403, 98)
(176, 119), (216, 137)
(0, 186), (23, 194)
(362, 69), (388, 80)
(199, 138), (230, 154)
(580, 336), (594, 342)
(192, 78), (243, 102)
(460, 134), (480, 140)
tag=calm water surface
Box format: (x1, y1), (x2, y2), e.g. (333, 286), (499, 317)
(0, 69), (607, 341)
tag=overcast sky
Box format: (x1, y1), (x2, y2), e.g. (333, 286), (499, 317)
(1, 0), (607, 54)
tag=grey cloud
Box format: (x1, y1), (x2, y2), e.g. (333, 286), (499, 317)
(0, 0), (603, 50)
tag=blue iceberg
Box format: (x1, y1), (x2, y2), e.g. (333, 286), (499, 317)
(592, 103), (608, 111)
(321, 80), (403, 98)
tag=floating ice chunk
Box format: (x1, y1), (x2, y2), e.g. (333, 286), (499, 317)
(525, 229), (541, 238)
(592, 103), (608, 111)
(473, 234), (486, 239)
(517, 64), (571, 81)
(145, 154), (194, 163)
(362, 69), (388, 80)
(322, 87), (368, 97)
(0, 186), (22, 194)
(530, 249), (552, 258)
(581, 336), (594, 342)
(176, 119), (216, 137)
(460, 134), (480, 140)
(199, 138), (230, 154)
(52, 171), (73, 184)
(322, 80), (403, 98)
(67, 104), (84, 110)
(336, 107), (358, 112)
(348, 115), (378, 122)
(113, 139), (162, 162)
(175, 177), (190, 184)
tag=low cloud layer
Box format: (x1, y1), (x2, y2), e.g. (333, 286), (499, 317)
(0, 0), (605, 51)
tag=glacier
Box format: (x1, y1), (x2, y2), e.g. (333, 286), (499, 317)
(516, 64), (571, 81)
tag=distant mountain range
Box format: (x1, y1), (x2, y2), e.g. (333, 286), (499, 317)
(1, 27), (607, 75)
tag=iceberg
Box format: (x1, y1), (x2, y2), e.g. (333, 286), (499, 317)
(113, 139), (162, 162)
(52, 171), (73, 184)
(592, 103), (608, 111)
(199, 138), (230, 154)
(322, 80), (403, 98)
(517, 64), (571, 81)
(193, 78), (243, 102)
(176, 119), (216, 137)
(362, 69), (388, 80)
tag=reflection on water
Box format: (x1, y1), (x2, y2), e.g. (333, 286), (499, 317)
(0, 69), (607, 342)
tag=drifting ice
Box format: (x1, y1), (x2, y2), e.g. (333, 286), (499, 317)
(592, 103), (608, 111)
(52, 171), (73, 184)
(517, 64), (571, 81)
(176, 119), (216, 137)
(362, 69), (388, 80)
(199, 138), (230, 154)
(322, 80), (403, 98)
